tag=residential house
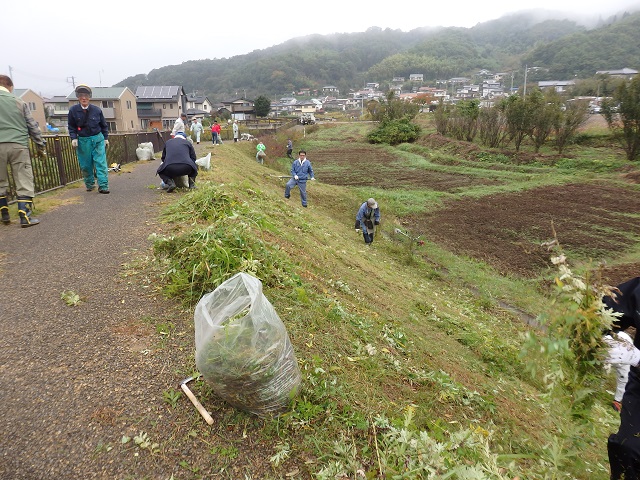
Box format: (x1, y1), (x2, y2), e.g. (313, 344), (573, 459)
(365, 82), (379, 90)
(322, 86), (339, 95)
(68, 86), (139, 133)
(392, 77), (405, 83)
(481, 81), (504, 98)
(269, 101), (293, 117)
(219, 98), (255, 120)
(293, 99), (317, 116)
(13, 89), (47, 131)
(135, 86), (187, 130)
(456, 84), (480, 99)
(44, 96), (71, 130)
(185, 93), (213, 120)
(409, 74), (424, 82)
(538, 80), (575, 93)
(595, 68), (638, 79)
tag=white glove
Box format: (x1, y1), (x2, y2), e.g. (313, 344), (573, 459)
(310, 177), (316, 181)
(604, 333), (640, 366)
(294, 175), (299, 180)
(71, 139), (78, 148)
(104, 140), (109, 147)
(355, 229), (361, 233)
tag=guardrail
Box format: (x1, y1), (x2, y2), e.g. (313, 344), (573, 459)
(5, 130), (171, 201)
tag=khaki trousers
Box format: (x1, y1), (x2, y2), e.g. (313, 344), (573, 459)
(0, 142), (35, 197)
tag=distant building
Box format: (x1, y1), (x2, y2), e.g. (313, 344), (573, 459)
(322, 85), (339, 95)
(135, 86), (187, 130)
(44, 95), (70, 130)
(392, 77), (405, 82)
(409, 74), (424, 82)
(595, 68), (638, 79)
(538, 80), (576, 93)
(13, 89), (46, 130)
(185, 93), (213, 120)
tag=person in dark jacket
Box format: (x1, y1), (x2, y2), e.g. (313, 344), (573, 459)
(603, 277), (640, 479)
(355, 198), (381, 245)
(284, 150), (315, 207)
(156, 132), (198, 192)
(68, 84), (110, 194)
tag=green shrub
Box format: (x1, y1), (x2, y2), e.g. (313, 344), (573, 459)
(367, 118), (421, 145)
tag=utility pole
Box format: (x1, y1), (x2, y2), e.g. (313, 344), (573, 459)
(67, 76), (76, 89)
(8, 65), (13, 81)
(523, 65), (528, 97)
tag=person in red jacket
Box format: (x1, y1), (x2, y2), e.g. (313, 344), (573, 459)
(211, 121), (222, 145)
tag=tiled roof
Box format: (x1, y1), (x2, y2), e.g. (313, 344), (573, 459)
(67, 87), (130, 100)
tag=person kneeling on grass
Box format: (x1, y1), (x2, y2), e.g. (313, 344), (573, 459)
(156, 132), (197, 192)
(355, 198), (380, 245)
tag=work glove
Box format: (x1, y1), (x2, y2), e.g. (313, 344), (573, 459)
(37, 145), (47, 158)
(310, 177), (316, 181)
(355, 229), (360, 233)
(104, 140), (109, 147)
(71, 139), (78, 148)
(294, 175), (299, 180)
(604, 333), (640, 366)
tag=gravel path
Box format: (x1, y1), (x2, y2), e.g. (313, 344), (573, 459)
(0, 159), (188, 478)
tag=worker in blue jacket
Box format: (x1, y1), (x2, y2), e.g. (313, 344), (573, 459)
(68, 85), (110, 194)
(355, 198), (380, 245)
(284, 150), (315, 207)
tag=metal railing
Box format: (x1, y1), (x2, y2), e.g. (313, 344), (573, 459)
(5, 130), (170, 201)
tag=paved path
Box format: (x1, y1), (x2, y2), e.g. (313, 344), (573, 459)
(0, 159), (182, 478)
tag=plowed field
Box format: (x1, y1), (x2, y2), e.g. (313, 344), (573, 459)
(313, 142), (640, 285)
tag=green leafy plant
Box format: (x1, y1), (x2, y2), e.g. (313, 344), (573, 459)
(162, 388), (181, 408)
(60, 290), (81, 307)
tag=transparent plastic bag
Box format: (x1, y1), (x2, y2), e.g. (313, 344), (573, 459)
(194, 272), (301, 416)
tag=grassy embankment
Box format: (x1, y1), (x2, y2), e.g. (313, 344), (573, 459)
(150, 117), (636, 479)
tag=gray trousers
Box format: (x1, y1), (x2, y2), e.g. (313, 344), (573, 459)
(0, 142), (35, 197)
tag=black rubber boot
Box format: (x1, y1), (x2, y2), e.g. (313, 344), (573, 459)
(188, 177), (197, 189)
(0, 195), (10, 225)
(17, 196), (40, 228)
(165, 178), (176, 193)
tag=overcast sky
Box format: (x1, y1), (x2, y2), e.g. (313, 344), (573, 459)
(2, 0), (639, 98)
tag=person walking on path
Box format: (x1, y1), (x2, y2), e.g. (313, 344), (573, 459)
(232, 120), (239, 142)
(156, 132), (198, 192)
(286, 139), (293, 159)
(68, 84), (110, 194)
(190, 118), (203, 144)
(171, 113), (188, 138)
(256, 141), (266, 164)
(0, 74), (46, 227)
(355, 198), (381, 245)
(211, 121), (222, 145)
(284, 150), (315, 207)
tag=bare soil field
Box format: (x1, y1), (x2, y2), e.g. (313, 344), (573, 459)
(410, 182), (640, 283)
(313, 147), (503, 191)
(313, 136), (640, 286)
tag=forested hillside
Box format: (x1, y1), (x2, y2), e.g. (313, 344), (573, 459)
(115, 10), (640, 102)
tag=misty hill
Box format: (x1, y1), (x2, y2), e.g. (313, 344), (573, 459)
(115, 9), (640, 102)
